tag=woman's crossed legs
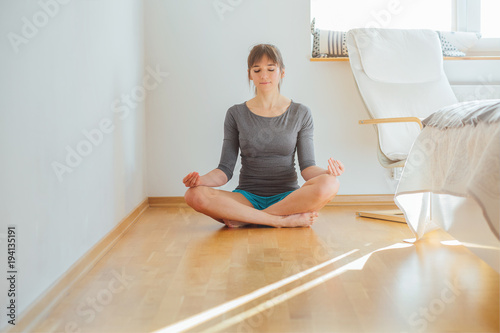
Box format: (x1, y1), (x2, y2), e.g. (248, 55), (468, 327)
(184, 174), (339, 228)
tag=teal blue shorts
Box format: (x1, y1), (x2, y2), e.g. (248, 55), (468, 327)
(232, 189), (295, 210)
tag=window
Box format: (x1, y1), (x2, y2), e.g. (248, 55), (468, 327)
(311, 0), (452, 31)
(456, 0), (500, 55)
(311, 0), (500, 55)
(480, 0), (500, 37)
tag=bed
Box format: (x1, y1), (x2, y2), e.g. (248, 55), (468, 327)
(395, 99), (500, 273)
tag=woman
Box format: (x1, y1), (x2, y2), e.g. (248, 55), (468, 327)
(183, 44), (344, 228)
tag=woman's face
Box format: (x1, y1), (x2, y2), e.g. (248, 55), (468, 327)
(248, 55), (284, 93)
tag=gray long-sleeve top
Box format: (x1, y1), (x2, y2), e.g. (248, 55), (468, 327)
(216, 101), (316, 197)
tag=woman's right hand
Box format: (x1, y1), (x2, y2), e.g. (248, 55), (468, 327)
(183, 171), (202, 187)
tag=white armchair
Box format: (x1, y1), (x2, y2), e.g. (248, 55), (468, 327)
(346, 28), (459, 222)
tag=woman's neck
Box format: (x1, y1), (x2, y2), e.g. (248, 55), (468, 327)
(247, 91), (291, 117)
(251, 91), (285, 110)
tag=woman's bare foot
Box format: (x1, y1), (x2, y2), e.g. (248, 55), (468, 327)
(278, 211), (318, 228)
(223, 211), (318, 228)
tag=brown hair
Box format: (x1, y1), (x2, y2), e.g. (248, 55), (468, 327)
(247, 44), (285, 92)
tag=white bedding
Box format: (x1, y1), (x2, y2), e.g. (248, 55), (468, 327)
(395, 99), (500, 272)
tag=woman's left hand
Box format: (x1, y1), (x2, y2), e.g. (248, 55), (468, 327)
(327, 158), (345, 177)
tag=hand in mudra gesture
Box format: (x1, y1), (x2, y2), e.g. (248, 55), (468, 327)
(183, 171), (201, 188)
(327, 158), (344, 177)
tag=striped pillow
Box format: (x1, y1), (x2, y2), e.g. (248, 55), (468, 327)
(311, 18), (348, 58)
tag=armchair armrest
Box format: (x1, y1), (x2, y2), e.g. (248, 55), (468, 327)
(358, 117), (423, 130)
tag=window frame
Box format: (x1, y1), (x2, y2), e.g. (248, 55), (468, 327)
(454, 0), (500, 55)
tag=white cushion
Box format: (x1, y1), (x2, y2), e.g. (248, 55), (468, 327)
(351, 29), (443, 84)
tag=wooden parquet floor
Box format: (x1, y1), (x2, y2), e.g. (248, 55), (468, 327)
(28, 205), (499, 333)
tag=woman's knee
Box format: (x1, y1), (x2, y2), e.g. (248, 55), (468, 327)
(315, 174), (340, 200)
(184, 186), (209, 211)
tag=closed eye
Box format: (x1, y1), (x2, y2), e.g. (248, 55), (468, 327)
(253, 68), (276, 73)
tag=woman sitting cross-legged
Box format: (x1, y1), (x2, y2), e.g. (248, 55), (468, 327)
(183, 44), (345, 228)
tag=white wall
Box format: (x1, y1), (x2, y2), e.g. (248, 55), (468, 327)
(144, 0), (393, 197)
(144, 0), (500, 197)
(0, 0), (146, 322)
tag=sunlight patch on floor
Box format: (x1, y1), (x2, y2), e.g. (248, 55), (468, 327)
(207, 242), (413, 332)
(153, 249), (359, 333)
(154, 243), (413, 333)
